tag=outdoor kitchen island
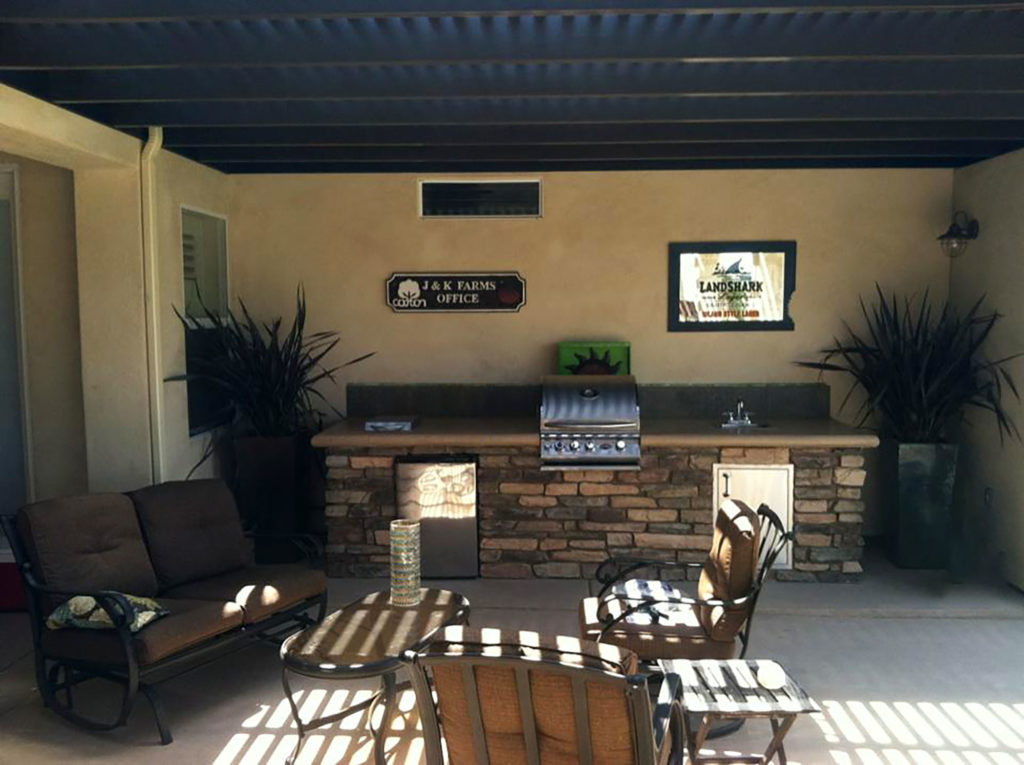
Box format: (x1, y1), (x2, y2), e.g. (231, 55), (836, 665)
(313, 411), (879, 583)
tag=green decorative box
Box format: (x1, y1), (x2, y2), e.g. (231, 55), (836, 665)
(557, 341), (631, 375)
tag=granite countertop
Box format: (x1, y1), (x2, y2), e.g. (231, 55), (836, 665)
(312, 416), (879, 449)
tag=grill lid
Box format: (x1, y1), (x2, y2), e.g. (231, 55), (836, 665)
(540, 375), (639, 430)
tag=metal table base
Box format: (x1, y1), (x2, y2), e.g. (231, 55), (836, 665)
(278, 589), (470, 765)
(282, 666), (404, 765)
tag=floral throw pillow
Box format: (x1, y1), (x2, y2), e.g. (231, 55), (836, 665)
(46, 594), (169, 633)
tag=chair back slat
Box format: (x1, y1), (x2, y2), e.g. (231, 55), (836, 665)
(461, 663), (491, 765)
(754, 503), (791, 588)
(571, 674), (594, 764)
(406, 628), (647, 764)
(406, 651), (445, 764)
(514, 665), (541, 765)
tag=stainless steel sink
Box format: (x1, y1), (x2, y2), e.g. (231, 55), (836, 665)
(718, 421), (771, 430)
(719, 398), (770, 429)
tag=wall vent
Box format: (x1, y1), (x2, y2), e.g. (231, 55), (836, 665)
(419, 180), (541, 218)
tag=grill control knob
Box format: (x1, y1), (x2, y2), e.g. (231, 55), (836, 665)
(585, 441), (596, 451)
(615, 440), (627, 451)
(570, 440), (581, 451)
(555, 441), (564, 451)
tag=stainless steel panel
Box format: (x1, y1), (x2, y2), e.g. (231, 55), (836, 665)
(395, 457), (478, 578)
(540, 374), (641, 469)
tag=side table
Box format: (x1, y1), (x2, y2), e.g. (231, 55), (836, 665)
(659, 658), (820, 764)
(281, 588), (470, 765)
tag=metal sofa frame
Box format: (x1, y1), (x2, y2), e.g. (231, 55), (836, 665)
(1, 515), (327, 745)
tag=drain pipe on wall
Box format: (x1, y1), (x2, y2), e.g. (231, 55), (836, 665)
(140, 126), (164, 484)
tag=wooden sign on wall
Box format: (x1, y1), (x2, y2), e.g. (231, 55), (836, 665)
(386, 272), (526, 313)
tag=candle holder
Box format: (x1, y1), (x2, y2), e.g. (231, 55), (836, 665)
(389, 519), (421, 606)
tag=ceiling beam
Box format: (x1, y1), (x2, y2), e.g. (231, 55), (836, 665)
(157, 121), (1024, 146)
(7, 59), (1024, 104)
(3, 1), (1020, 23)
(3, 11), (1024, 69)
(174, 139), (1016, 163)
(202, 157), (971, 173)
(72, 93), (1024, 127)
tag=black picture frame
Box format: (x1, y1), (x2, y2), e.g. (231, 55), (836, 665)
(667, 241), (797, 332)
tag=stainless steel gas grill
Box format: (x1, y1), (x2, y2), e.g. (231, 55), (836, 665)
(539, 375), (641, 470)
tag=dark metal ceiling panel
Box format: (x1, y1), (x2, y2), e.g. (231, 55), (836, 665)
(176, 140), (1014, 162)
(4, 1), (1020, 22)
(2, 1), (1024, 171)
(71, 93), (1024, 127)
(202, 158), (974, 173)
(5, 59), (1024, 104)
(157, 121), (1024, 147)
(3, 12), (1024, 69)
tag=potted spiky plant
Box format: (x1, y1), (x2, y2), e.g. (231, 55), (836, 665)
(797, 286), (1020, 569)
(176, 287), (373, 537)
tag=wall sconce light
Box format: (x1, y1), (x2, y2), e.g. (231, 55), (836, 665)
(937, 211), (979, 258)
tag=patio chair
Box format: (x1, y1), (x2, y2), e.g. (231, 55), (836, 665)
(403, 625), (686, 765)
(579, 499), (790, 664)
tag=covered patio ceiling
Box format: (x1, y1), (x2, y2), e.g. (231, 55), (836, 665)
(2, 1), (1024, 173)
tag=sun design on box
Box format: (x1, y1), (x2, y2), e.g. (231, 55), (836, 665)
(565, 348), (622, 375)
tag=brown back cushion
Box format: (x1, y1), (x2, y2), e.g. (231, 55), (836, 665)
(16, 494), (158, 600)
(697, 499), (760, 641)
(129, 480), (249, 590)
(425, 628), (638, 764)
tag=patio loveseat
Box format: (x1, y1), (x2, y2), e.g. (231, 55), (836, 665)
(1, 479), (328, 745)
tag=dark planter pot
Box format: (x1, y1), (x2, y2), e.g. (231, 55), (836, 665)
(232, 435), (298, 534)
(879, 440), (959, 569)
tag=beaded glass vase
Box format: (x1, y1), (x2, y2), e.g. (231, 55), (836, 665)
(389, 519), (421, 606)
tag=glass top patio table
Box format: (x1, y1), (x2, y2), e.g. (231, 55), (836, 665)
(281, 587), (470, 677)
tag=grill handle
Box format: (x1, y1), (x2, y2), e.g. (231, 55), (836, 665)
(541, 420), (637, 429)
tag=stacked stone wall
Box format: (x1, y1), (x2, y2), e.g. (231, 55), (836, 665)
(324, 445), (867, 582)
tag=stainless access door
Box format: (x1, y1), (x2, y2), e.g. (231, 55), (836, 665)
(395, 456), (478, 578)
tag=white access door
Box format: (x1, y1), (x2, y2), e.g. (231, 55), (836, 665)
(712, 463), (793, 568)
(0, 169), (27, 553)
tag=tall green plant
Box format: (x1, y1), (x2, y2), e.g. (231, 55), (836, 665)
(796, 285), (1020, 443)
(176, 287), (373, 437)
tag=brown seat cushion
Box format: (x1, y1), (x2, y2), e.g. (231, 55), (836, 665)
(579, 595), (737, 661)
(424, 627), (639, 765)
(697, 499), (760, 642)
(129, 480), (249, 590)
(41, 598), (244, 666)
(164, 565), (325, 624)
(16, 494), (159, 603)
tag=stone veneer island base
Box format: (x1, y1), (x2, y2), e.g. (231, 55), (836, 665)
(314, 418), (877, 583)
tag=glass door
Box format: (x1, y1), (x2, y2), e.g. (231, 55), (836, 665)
(0, 169), (26, 551)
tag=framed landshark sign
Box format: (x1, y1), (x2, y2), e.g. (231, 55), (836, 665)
(667, 241), (796, 332)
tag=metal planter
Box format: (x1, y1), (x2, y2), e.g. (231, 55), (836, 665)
(879, 441), (959, 569)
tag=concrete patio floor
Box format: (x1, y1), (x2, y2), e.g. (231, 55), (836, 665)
(1, 550), (1023, 765)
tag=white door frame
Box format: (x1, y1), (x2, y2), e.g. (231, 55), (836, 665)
(0, 164), (35, 510)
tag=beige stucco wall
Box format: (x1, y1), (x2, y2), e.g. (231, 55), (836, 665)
(153, 149), (233, 481)
(950, 148), (1024, 589)
(230, 170), (953, 419)
(73, 166), (155, 492)
(0, 151), (87, 500)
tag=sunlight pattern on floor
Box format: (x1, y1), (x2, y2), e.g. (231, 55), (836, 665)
(212, 686), (423, 765)
(813, 700), (1024, 764)
(210, 687), (1024, 765)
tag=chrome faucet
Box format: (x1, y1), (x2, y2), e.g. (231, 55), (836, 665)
(722, 398), (754, 427)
